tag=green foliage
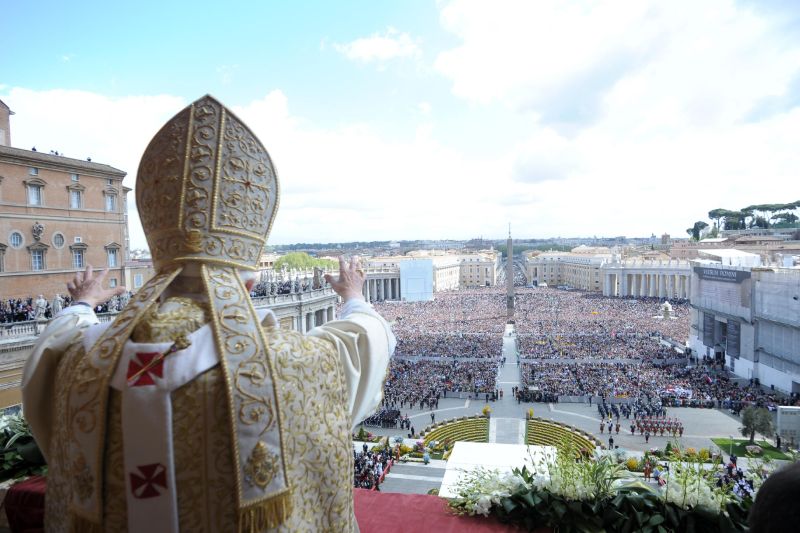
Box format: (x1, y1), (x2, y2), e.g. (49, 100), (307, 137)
(696, 201), (800, 233)
(686, 221), (709, 241)
(0, 412), (47, 482)
(740, 407), (775, 444)
(273, 252), (337, 271)
(462, 470), (750, 533)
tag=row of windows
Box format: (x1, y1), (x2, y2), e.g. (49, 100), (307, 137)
(0, 242), (118, 272)
(7, 231), (80, 249)
(25, 183), (117, 211)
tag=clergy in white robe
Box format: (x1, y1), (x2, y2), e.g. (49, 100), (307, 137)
(22, 95), (395, 533)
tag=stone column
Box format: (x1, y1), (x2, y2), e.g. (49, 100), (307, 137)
(620, 273), (628, 296)
(327, 306), (334, 321)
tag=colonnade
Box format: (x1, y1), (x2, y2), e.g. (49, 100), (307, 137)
(603, 271), (691, 299)
(362, 276), (401, 302)
(301, 305), (336, 332)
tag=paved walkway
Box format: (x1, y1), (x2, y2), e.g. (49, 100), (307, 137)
(380, 461), (446, 494)
(490, 329), (525, 444)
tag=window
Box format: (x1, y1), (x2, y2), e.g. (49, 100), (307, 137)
(107, 179), (113, 185)
(74, 236), (82, 243)
(52, 233), (65, 248)
(134, 273), (143, 288)
(71, 173), (79, 182)
(31, 249), (45, 271)
(72, 249), (85, 268)
(27, 184), (43, 205)
(70, 189), (82, 208)
(9, 232), (23, 248)
(109, 278), (117, 288)
(0, 243), (5, 272)
(107, 248), (118, 267)
(105, 194), (116, 212)
(29, 167), (39, 176)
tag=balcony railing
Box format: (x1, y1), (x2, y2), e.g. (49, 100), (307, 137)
(0, 288), (338, 342)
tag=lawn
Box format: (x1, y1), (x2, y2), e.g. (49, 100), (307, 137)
(711, 438), (790, 460)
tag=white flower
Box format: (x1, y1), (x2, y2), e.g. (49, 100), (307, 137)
(474, 495), (492, 516)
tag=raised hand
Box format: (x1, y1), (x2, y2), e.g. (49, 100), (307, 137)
(324, 256), (366, 303)
(66, 265), (127, 308)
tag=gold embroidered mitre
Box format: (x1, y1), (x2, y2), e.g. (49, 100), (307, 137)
(137, 94), (279, 272)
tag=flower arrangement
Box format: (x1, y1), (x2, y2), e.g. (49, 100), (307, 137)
(482, 405), (492, 417)
(1, 411), (47, 482)
(449, 437), (752, 532)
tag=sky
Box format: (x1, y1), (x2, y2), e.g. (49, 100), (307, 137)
(2, 0), (799, 249)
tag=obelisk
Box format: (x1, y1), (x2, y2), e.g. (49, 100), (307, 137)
(506, 224), (514, 322)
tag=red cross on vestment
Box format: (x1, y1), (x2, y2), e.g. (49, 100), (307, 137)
(127, 352), (164, 387)
(129, 463), (168, 499)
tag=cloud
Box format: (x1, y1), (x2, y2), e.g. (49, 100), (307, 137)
(512, 129), (578, 183)
(334, 27), (421, 64)
(417, 101), (432, 114)
(434, 0), (800, 129)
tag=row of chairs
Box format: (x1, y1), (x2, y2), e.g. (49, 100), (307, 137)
(422, 416), (489, 446)
(525, 418), (599, 451)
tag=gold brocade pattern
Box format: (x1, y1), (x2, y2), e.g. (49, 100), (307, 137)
(136, 95), (279, 272)
(46, 303), (355, 532)
(130, 297), (208, 343)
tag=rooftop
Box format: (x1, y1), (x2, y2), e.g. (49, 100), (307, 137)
(0, 144), (126, 178)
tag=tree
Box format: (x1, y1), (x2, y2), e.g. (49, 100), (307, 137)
(740, 406), (775, 444)
(687, 221), (709, 241)
(708, 208), (728, 230)
(771, 212), (798, 225)
(273, 252), (337, 271)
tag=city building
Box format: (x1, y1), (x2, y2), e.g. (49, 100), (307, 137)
(0, 99), (131, 299)
(359, 250), (500, 302)
(601, 259), (692, 299)
(688, 260), (800, 393)
(524, 247), (612, 291)
(670, 233), (800, 263)
(460, 250), (500, 288)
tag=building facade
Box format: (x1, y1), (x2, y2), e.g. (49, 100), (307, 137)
(460, 250), (499, 288)
(601, 260), (692, 299)
(525, 250), (610, 291)
(0, 146), (129, 299)
(359, 250), (499, 302)
(687, 263), (800, 393)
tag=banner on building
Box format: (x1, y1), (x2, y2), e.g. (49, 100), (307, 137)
(703, 312), (715, 347)
(727, 320), (741, 358)
(694, 266), (751, 284)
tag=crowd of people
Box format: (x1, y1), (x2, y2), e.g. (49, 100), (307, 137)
(373, 289), (507, 336)
(1, 293), (134, 324)
(381, 359), (500, 412)
(394, 333), (501, 358)
(353, 445), (390, 490)
(518, 333), (678, 361)
(514, 289), (690, 342)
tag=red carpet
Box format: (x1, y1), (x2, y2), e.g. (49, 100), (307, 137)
(354, 488), (534, 532)
(5, 477), (547, 532)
